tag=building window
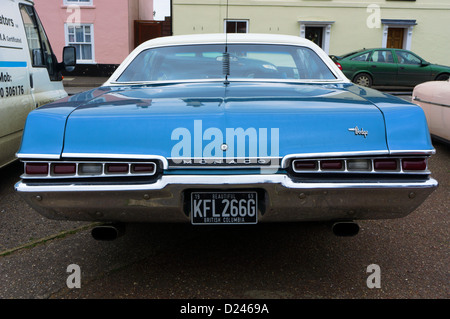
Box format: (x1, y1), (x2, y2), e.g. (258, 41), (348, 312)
(64, 0), (93, 5)
(66, 24), (94, 63)
(225, 20), (248, 33)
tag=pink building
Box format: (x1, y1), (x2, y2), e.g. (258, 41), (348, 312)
(34, 0), (169, 76)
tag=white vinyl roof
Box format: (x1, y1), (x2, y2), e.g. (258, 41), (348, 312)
(105, 33), (349, 85)
(135, 33), (318, 49)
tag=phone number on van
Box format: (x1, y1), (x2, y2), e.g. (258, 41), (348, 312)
(0, 85), (24, 98)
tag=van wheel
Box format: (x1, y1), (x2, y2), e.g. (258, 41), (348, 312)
(353, 73), (373, 87)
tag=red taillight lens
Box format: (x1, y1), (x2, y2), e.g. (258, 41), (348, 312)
(106, 163), (129, 173)
(320, 160), (343, 170)
(402, 158), (427, 171)
(131, 163), (156, 174)
(374, 159), (398, 171)
(53, 163), (76, 175)
(335, 62), (343, 70)
(25, 163), (49, 175)
(293, 160), (317, 171)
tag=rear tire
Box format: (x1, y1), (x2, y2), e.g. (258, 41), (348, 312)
(435, 73), (449, 81)
(353, 73), (373, 87)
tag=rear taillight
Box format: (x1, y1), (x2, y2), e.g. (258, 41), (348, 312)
(291, 157), (428, 174)
(335, 62), (343, 70)
(23, 161), (158, 178)
(106, 163), (129, 174)
(293, 160), (317, 171)
(320, 160), (343, 170)
(374, 159), (398, 171)
(131, 163), (156, 174)
(52, 163), (76, 175)
(25, 163), (49, 175)
(402, 158), (427, 171)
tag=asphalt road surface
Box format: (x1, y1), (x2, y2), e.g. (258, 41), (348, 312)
(1, 139), (448, 303)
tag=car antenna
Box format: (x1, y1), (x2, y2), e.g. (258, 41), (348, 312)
(223, 0), (230, 85)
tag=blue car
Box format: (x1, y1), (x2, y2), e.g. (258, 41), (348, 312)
(15, 34), (437, 239)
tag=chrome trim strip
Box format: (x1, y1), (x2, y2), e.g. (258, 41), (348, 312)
(168, 157), (281, 169)
(282, 177), (438, 190)
(281, 151), (389, 168)
(413, 96), (450, 108)
(61, 153), (169, 169)
(16, 153), (61, 160)
(15, 174), (438, 193)
(110, 78), (346, 86)
(389, 149), (436, 155)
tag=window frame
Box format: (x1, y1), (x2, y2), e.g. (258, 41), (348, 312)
(350, 52), (371, 62)
(20, 4), (61, 80)
(224, 20), (249, 33)
(115, 44), (338, 84)
(63, 0), (93, 6)
(395, 50), (423, 65)
(370, 49), (395, 64)
(64, 23), (95, 64)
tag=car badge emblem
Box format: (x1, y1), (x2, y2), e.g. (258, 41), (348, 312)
(348, 126), (368, 138)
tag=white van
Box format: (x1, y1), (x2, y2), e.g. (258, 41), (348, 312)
(0, 0), (75, 168)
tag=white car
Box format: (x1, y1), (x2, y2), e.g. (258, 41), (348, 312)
(413, 79), (450, 144)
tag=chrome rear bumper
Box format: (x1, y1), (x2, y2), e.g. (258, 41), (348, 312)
(15, 174), (438, 223)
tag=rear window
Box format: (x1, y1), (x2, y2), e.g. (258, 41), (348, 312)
(116, 44), (336, 82)
(351, 52), (371, 62)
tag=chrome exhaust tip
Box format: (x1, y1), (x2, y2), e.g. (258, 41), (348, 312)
(91, 223), (126, 241)
(332, 221), (360, 237)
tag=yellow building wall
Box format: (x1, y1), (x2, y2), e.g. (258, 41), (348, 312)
(173, 0), (450, 65)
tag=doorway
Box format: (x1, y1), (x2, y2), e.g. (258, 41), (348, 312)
(305, 26), (324, 49)
(387, 28), (405, 49)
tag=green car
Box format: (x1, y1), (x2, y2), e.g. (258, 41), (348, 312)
(331, 48), (450, 87)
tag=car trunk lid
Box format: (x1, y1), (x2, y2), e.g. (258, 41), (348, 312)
(60, 82), (389, 163)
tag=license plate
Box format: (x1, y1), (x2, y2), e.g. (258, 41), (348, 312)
(191, 191), (258, 225)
